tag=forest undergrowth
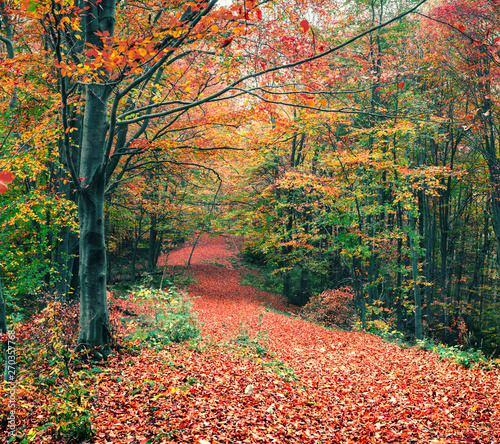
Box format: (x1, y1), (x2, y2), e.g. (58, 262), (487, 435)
(2, 236), (500, 444)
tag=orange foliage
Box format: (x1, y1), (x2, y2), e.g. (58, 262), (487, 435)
(300, 287), (357, 329)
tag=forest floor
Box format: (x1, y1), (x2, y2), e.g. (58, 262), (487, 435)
(3, 236), (500, 444)
(88, 236), (499, 444)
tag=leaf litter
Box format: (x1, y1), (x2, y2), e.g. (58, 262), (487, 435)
(6, 236), (500, 443)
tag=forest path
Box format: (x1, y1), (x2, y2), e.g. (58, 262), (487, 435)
(158, 236), (500, 443)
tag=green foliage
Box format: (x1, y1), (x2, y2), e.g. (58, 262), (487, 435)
(0, 188), (77, 296)
(202, 259), (225, 267)
(43, 380), (95, 443)
(361, 318), (408, 347)
(126, 286), (201, 347)
(239, 270), (281, 294)
(472, 327), (500, 358)
(415, 338), (489, 369)
(259, 356), (297, 382)
(240, 240), (268, 265)
(363, 316), (493, 369)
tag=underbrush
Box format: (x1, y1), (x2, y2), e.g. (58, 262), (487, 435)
(364, 318), (499, 370)
(290, 286), (499, 371)
(0, 285), (201, 443)
(114, 285), (201, 348)
(414, 337), (497, 370)
(1, 298), (95, 443)
(239, 270), (281, 294)
(111, 267), (198, 296)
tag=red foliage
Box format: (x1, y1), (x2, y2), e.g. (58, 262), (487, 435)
(0, 170), (14, 194)
(299, 287), (357, 329)
(219, 37), (233, 48)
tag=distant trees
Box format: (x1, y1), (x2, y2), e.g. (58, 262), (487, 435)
(227, 0), (500, 354)
(9, 0), (499, 356)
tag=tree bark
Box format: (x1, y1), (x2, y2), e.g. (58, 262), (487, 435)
(409, 210), (422, 340)
(148, 215), (159, 272)
(0, 280), (15, 381)
(77, 83), (112, 357)
(75, 0), (116, 356)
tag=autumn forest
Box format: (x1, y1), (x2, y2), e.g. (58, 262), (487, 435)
(1, 0), (500, 442)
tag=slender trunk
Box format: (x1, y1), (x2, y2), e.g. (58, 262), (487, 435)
(1, 280), (15, 381)
(439, 178), (452, 336)
(188, 230), (203, 267)
(422, 192), (435, 329)
(488, 160), (500, 270)
(409, 210), (422, 340)
(148, 215), (158, 272)
(54, 226), (78, 298)
(131, 216), (142, 282)
(396, 202), (403, 332)
(299, 266), (309, 305)
(283, 269), (292, 301)
(353, 258), (366, 329)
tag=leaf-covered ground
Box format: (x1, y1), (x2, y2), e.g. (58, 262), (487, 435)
(85, 236), (500, 443)
(4, 236), (500, 443)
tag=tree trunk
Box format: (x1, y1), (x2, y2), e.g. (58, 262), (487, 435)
(488, 161), (500, 270)
(148, 215), (159, 272)
(409, 210), (422, 340)
(77, 83), (112, 358)
(422, 192), (436, 329)
(283, 269), (292, 302)
(54, 225), (79, 299)
(353, 257), (366, 329)
(1, 280), (15, 382)
(299, 266), (309, 305)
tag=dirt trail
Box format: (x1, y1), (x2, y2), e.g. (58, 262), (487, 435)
(164, 235), (292, 341)
(160, 236), (500, 443)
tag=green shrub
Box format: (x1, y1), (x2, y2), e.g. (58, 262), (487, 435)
(5, 297), (95, 443)
(415, 337), (489, 369)
(125, 286), (201, 347)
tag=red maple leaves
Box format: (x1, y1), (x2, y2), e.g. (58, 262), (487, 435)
(220, 37), (233, 48)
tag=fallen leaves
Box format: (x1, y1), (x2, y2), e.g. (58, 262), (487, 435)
(3, 236), (499, 443)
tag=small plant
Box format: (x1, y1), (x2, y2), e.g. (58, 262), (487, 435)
(233, 314), (269, 357)
(260, 357), (297, 382)
(45, 380), (95, 442)
(125, 286), (201, 347)
(202, 259), (226, 267)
